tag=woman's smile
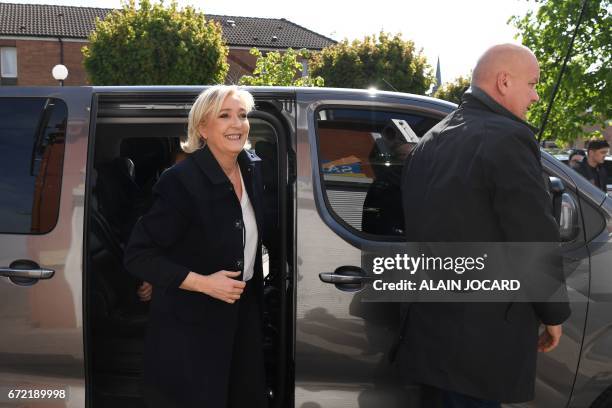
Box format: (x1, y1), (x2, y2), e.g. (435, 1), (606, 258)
(200, 93), (250, 159)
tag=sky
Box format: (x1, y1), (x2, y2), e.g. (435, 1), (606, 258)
(11, 0), (538, 84)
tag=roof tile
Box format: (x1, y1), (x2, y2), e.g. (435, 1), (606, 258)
(0, 2), (336, 50)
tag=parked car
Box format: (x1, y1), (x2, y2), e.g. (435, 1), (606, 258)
(0, 86), (610, 408)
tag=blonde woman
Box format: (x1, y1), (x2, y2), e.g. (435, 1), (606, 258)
(125, 85), (268, 408)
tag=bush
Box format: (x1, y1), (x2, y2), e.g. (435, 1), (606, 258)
(309, 32), (433, 94)
(82, 0), (229, 85)
(433, 75), (471, 104)
(239, 48), (323, 87)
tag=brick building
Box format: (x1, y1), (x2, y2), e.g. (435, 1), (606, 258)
(0, 2), (335, 86)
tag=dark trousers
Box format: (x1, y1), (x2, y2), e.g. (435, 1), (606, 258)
(441, 390), (501, 408)
(227, 279), (268, 408)
(421, 385), (501, 408)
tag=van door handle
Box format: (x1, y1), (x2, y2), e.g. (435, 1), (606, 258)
(0, 260), (55, 285)
(319, 273), (372, 284)
(0, 267), (55, 279)
(319, 266), (372, 292)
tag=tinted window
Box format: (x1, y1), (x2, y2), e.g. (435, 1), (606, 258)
(315, 107), (439, 239)
(0, 98), (67, 234)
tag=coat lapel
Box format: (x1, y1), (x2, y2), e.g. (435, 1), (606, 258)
(192, 145), (228, 185)
(191, 146), (264, 237)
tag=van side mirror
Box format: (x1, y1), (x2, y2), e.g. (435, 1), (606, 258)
(549, 177), (580, 242)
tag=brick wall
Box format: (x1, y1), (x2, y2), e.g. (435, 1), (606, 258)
(3, 38), (311, 86)
(62, 41), (90, 85)
(6, 38), (262, 86)
(226, 48), (257, 84)
(8, 39), (89, 86)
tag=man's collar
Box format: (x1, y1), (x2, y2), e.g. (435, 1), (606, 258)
(461, 86), (539, 134)
(192, 145), (260, 184)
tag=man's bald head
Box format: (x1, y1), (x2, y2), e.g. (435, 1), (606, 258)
(471, 44), (540, 120)
(472, 44), (537, 86)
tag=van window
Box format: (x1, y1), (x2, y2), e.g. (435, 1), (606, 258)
(315, 107), (439, 239)
(0, 98), (67, 234)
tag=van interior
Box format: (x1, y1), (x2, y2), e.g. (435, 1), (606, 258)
(84, 93), (293, 408)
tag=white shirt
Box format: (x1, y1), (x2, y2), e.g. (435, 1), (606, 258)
(240, 169), (258, 281)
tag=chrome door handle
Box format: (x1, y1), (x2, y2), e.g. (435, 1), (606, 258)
(319, 273), (372, 284)
(0, 260), (55, 285)
(0, 267), (55, 280)
(319, 266), (373, 292)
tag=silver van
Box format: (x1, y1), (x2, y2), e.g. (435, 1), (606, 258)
(0, 86), (610, 408)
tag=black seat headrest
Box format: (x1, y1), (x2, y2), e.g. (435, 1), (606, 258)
(95, 157), (142, 242)
(255, 141), (278, 193)
(115, 157), (136, 182)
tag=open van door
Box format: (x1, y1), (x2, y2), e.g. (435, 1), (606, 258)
(294, 90), (452, 407)
(0, 87), (93, 407)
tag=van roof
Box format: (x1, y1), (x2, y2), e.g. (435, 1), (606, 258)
(90, 85), (457, 109)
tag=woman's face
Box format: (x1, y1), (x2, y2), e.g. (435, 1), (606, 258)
(198, 93), (250, 158)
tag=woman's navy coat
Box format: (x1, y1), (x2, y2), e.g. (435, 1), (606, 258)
(124, 145), (265, 408)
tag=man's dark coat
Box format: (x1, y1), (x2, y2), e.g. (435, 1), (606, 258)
(576, 158), (608, 192)
(399, 87), (571, 403)
(124, 145), (266, 408)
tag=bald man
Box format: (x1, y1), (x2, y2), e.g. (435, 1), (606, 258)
(398, 44), (570, 407)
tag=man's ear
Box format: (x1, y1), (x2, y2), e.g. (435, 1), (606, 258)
(496, 71), (510, 96)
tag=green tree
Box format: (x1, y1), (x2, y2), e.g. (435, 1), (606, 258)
(510, 0), (611, 144)
(239, 48), (324, 87)
(434, 75), (471, 104)
(309, 32), (433, 94)
(82, 0), (228, 85)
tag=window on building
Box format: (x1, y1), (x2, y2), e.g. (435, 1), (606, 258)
(0, 98), (67, 234)
(0, 47), (18, 85)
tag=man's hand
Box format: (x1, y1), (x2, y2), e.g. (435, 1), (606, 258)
(137, 281), (153, 302)
(538, 324), (562, 352)
(180, 271), (245, 304)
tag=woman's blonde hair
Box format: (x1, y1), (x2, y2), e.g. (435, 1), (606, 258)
(183, 85), (255, 153)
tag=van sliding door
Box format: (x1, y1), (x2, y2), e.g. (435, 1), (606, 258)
(295, 91), (450, 407)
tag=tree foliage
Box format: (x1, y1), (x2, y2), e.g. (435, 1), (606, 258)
(239, 48), (324, 87)
(434, 75), (471, 105)
(82, 0), (228, 85)
(309, 32), (433, 94)
(510, 0), (611, 143)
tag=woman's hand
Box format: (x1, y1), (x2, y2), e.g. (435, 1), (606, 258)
(137, 281), (153, 302)
(180, 271), (245, 304)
